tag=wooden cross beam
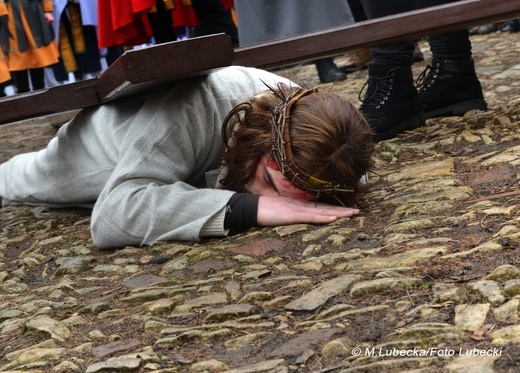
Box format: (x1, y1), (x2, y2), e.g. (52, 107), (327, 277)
(0, 0), (519, 125)
(0, 34), (235, 125)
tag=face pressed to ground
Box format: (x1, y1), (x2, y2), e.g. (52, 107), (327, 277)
(245, 155), (317, 201)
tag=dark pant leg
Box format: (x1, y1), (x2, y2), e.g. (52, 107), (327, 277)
(105, 46), (123, 66)
(12, 70), (30, 93)
(14, 68), (45, 92)
(359, 0), (416, 66)
(347, 0), (367, 22)
(29, 68), (45, 91)
(417, 0), (471, 60)
(147, 0), (177, 44)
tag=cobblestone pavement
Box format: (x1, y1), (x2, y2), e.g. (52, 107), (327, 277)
(0, 31), (519, 373)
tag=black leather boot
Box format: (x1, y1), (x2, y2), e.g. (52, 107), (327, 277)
(315, 58), (347, 83)
(417, 59), (487, 119)
(360, 65), (424, 142)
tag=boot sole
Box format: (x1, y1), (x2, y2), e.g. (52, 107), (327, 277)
(374, 112), (425, 142)
(424, 99), (487, 119)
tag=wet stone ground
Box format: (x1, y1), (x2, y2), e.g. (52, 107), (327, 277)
(0, 31), (519, 373)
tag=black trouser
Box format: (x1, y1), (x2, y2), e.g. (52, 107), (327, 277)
(12, 68), (45, 93)
(105, 46), (124, 66)
(147, 0), (177, 44)
(347, 0), (367, 22)
(360, 0), (471, 66)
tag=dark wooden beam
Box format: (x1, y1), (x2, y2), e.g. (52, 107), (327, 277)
(0, 80), (97, 125)
(97, 34), (235, 102)
(0, 34), (234, 125)
(234, 0), (520, 69)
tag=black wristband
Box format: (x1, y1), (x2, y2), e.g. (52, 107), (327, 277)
(224, 193), (259, 231)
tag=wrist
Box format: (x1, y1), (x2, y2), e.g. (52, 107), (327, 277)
(224, 193), (259, 231)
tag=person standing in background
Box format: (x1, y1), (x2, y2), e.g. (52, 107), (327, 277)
(234, 0), (355, 84)
(51, 0), (102, 83)
(357, 0), (487, 141)
(1, 0), (59, 93)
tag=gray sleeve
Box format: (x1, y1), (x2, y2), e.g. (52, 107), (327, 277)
(90, 77), (237, 248)
(91, 181), (235, 248)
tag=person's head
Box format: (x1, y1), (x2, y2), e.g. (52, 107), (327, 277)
(220, 83), (374, 202)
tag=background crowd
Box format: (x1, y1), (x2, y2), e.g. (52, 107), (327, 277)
(0, 0), (238, 96)
(0, 1), (518, 98)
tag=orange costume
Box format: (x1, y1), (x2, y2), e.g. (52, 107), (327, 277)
(2, 0), (59, 72)
(0, 0), (10, 83)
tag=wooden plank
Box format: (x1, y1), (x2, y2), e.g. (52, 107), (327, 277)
(0, 80), (97, 125)
(0, 34), (234, 125)
(234, 0), (520, 69)
(97, 33), (235, 102)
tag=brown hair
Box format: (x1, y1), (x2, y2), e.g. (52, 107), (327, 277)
(220, 83), (374, 199)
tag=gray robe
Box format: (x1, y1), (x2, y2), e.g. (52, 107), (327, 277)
(0, 67), (294, 248)
(235, 0), (355, 47)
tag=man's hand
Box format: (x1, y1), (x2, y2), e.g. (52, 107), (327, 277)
(257, 195), (359, 226)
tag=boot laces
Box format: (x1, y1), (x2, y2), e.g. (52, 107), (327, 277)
(416, 62), (440, 92)
(359, 73), (394, 109)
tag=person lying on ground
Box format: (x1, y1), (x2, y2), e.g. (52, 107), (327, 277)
(0, 66), (374, 249)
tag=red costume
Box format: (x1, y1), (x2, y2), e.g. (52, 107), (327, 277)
(98, 0), (204, 48)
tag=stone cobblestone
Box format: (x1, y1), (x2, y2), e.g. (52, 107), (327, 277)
(0, 31), (519, 372)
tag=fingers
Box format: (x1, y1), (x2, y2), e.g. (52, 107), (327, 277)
(293, 199), (359, 216)
(315, 204), (359, 216)
(257, 196), (360, 226)
(297, 205), (359, 223)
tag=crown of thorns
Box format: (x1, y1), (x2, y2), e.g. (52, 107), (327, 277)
(269, 87), (354, 195)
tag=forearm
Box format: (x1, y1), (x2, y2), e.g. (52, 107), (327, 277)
(91, 182), (235, 248)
